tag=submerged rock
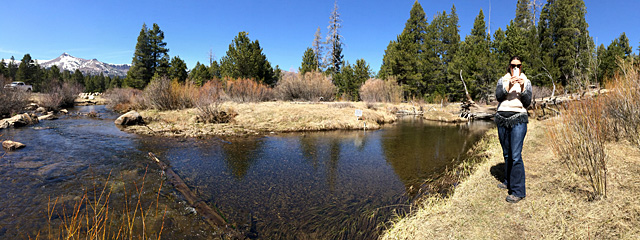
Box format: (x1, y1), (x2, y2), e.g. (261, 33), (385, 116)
(38, 112), (58, 121)
(115, 110), (144, 126)
(0, 113), (39, 129)
(2, 140), (26, 150)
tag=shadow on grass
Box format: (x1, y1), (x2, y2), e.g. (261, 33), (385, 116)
(490, 162), (505, 183)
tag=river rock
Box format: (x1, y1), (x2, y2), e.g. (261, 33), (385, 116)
(0, 113), (39, 129)
(38, 112), (58, 121)
(59, 109), (68, 114)
(35, 107), (47, 113)
(2, 140), (26, 150)
(115, 111), (144, 126)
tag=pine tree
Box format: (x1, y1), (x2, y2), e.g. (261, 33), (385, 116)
(324, 0), (344, 75)
(125, 24), (152, 89)
(49, 65), (61, 81)
(0, 59), (6, 77)
(7, 56), (18, 81)
(600, 33), (633, 82)
(219, 32), (275, 85)
(125, 23), (170, 89)
(379, 0), (428, 98)
(209, 60), (221, 80)
(461, 10), (493, 102)
(190, 62), (211, 86)
(299, 47), (319, 74)
(71, 69), (84, 86)
(169, 56), (188, 83)
(515, 0), (534, 29)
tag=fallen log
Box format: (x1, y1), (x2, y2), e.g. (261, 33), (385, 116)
(148, 152), (227, 227)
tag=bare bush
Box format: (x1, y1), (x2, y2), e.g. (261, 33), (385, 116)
(224, 78), (274, 102)
(143, 76), (195, 110)
(0, 77), (30, 117)
(39, 80), (83, 111)
(275, 72), (336, 101)
(359, 77), (403, 103)
(195, 81), (236, 123)
(329, 102), (354, 109)
(103, 88), (144, 112)
(532, 85), (554, 99)
(547, 98), (608, 199)
(605, 58), (640, 147)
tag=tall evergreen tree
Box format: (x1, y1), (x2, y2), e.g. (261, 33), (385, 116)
(379, 0), (428, 98)
(49, 65), (62, 81)
(209, 60), (221, 80)
(461, 10), (493, 102)
(7, 56), (18, 81)
(125, 23), (170, 89)
(71, 69), (84, 86)
(599, 33), (633, 82)
(324, 0), (344, 75)
(0, 59), (6, 77)
(300, 47), (319, 74)
(219, 31), (275, 85)
(169, 56), (188, 83)
(15, 54), (36, 84)
(190, 62), (211, 86)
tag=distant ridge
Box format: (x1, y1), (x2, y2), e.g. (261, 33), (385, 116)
(37, 53), (130, 77)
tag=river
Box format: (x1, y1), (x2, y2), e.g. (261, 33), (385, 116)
(0, 105), (492, 239)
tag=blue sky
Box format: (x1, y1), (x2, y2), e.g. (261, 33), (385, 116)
(1, 0), (638, 73)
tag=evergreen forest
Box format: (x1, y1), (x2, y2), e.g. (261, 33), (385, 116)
(0, 0), (638, 102)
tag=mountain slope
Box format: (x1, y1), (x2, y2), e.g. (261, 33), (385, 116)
(38, 53), (130, 77)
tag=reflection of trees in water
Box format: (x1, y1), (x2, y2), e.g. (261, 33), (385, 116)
(381, 120), (487, 190)
(220, 137), (265, 179)
(297, 131), (371, 191)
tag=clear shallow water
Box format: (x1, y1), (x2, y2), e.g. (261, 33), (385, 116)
(0, 106), (492, 239)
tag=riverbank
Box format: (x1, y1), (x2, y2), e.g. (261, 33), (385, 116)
(382, 119), (640, 239)
(121, 102), (466, 137)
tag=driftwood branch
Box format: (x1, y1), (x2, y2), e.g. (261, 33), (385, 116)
(148, 152), (227, 227)
(459, 70), (475, 104)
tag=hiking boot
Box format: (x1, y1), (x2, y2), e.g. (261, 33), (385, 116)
(506, 194), (524, 203)
(497, 182), (508, 189)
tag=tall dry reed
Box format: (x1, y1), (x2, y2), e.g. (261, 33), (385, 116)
(605, 58), (640, 147)
(39, 168), (166, 240)
(195, 81), (236, 123)
(224, 77), (273, 102)
(359, 77), (403, 103)
(143, 76), (197, 110)
(274, 71), (336, 101)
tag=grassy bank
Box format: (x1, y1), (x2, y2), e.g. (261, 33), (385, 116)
(123, 102), (414, 137)
(382, 119), (640, 239)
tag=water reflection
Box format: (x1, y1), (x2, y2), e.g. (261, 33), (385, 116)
(0, 107), (491, 239)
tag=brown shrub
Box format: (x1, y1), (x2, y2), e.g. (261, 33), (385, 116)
(224, 77), (273, 102)
(547, 98), (608, 199)
(604, 58), (640, 147)
(359, 77), (403, 103)
(195, 81), (236, 123)
(104, 87), (144, 112)
(275, 72), (336, 101)
(39, 80), (83, 111)
(143, 76), (196, 110)
(0, 77), (30, 117)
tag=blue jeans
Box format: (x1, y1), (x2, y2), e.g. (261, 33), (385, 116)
(497, 122), (527, 197)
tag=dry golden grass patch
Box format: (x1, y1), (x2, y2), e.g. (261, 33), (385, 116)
(382, 119), (640, 240)
(124, 101), (406, 137)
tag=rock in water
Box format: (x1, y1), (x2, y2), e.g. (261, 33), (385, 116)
(2, 140), (26, 150)
(115, 111), (144, 126)
(0, 113), (39, 129)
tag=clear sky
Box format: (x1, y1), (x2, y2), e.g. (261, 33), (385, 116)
(1, 0), (638, 74)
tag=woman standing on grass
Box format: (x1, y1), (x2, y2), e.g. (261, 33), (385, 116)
(495, 56), (532, 203)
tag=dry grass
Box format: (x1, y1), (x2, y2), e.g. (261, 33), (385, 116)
(123, 102), (408, 137)
(382, 120), (640, 239)
(35, 168), (166, 240)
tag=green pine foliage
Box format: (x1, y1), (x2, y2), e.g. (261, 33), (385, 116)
(219, 31), (276, 86)
(190, 62), (212, 86)
(125, 23), (170, 89)
(169, 56), (188, 83)
(299, 47), (319, 74)
(324, 0), (344, 75)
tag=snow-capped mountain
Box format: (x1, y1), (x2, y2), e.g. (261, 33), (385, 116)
(38, 53), (130, 77)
